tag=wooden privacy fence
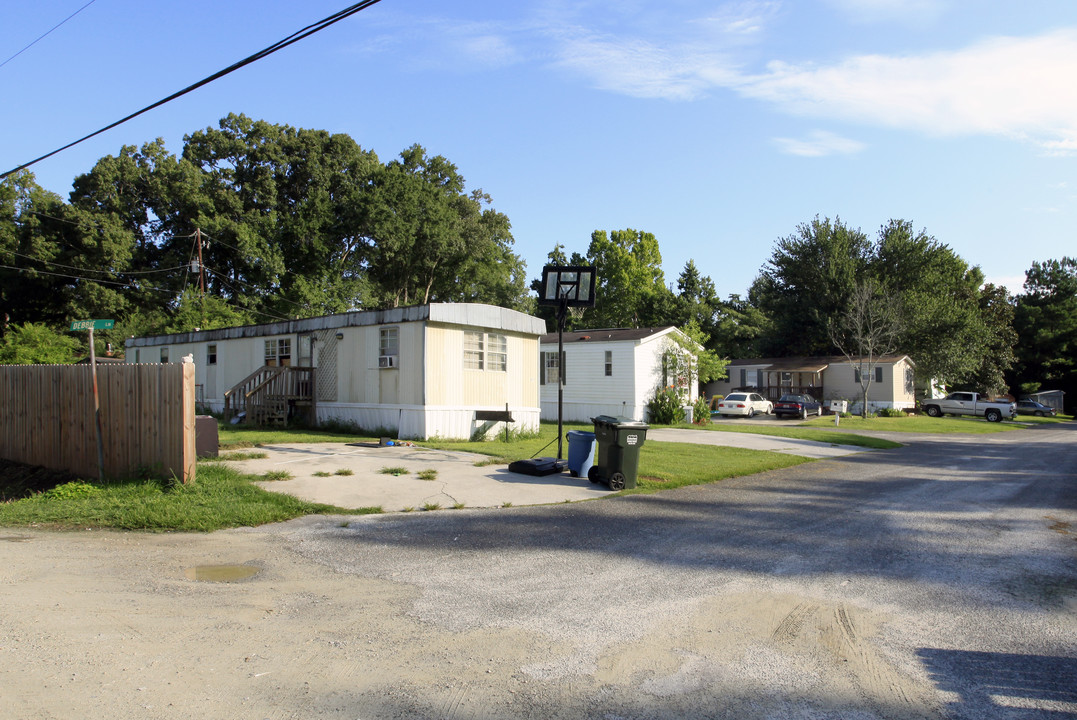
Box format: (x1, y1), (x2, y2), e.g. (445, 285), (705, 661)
(0, 362), (196, 483)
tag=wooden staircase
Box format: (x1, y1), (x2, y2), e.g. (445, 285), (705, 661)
(223, 366), (315, 426)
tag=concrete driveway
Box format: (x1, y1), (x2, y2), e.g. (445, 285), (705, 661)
(229, 427), (869, 511)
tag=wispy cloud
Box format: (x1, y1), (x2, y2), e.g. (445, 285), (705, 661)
(555, 21), (1077, 152)
(737, 29), (1077, 151)
(552, 31), (737, 100)
(773, 130), (866, 156)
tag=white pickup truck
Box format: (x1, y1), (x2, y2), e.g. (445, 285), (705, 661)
(921, 392), (1016, 423)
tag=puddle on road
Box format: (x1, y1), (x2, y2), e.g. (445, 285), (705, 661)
(0, 536), (31, 542)
(184, 564), (261, 582)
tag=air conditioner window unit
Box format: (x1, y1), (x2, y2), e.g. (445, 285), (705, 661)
(379, 355), (397, 368)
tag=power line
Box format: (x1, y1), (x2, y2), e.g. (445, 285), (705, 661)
(0, 261), (294, 324)
(0, 0), (99, 71)
(1, 0), (385, 178)
(3, 250), (188, 276)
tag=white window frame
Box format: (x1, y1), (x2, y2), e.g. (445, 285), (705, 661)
(464, 331), (484, 370)
(265, 338), (291, 367)
(379, 327), (399, 369)
(464, 331), (507, 372)
(541, 351), (563, 385)
(207, 344), (217, 365)
(487, 333), (507, 372)
(160, 347), (169, 363)
(604, 350), (612, 377)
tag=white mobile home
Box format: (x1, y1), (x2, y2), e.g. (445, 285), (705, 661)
(125, 303), (546, 440)
(539, 327), (699, 423)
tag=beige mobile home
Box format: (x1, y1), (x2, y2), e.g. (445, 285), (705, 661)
(125, 303), (545, 440)
(704, 355), (917, 412)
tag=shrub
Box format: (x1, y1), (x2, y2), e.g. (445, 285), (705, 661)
(692, 395), (711, 424)
(646, 387), (685, 425)
(41, 481), (100, 501)
(878, 407), (905, 418)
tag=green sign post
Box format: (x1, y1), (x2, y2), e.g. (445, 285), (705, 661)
(70, 319), (114, 482)
(70, 319), (115, 331)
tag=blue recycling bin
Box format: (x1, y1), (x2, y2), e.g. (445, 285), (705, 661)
(566, 430), (596, 478)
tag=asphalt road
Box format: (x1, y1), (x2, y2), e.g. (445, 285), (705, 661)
(3, 423), (1075, 719)
(278, 422), (1077, 719)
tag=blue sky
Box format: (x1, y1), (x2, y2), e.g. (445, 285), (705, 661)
(3, 0), (1075, 298)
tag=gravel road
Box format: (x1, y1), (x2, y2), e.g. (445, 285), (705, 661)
(2, 423), (1075, 719)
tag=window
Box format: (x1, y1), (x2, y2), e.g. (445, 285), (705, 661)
(160, 348), (169, 363)
(604, 350), (612, 377)
(207, 344), (217, 365)
(265, 338), (291, 366)
(379, 327), (399, 368)
(905, 366), (916, 394)
(855, 366), (884, 383)
(541, 351), (563, 385)
(464, 331), (484, 370)
(487, 333), (507, 372)
(134, 349), (140, 363)
(464, 332), (507, 372)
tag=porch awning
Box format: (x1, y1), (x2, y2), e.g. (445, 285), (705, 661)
(762, 359), (830, 373)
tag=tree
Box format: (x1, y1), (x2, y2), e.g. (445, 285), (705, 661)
(583, 229), (675, 329)
(711, 293), (771, 358)
(828, 280), (903, 417)
(753, 216), (871, 356)
(964, 283), (1017, 396)
(0, 171), (132, 331)
(1012, 257), (1077, 409)
(751, 217), (1011, 393)
(363, 146), (528, 310)
(868, 219), (987, 389)
(672, 260), (721, 344)
(0, 322), (81, 364)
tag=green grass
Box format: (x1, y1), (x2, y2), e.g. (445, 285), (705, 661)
(417, 469), (438, 481)
(688, 421), (902, 448)
(629, 442), (808, 492)
(425, 421), (813, 494)
(799, 414), (1024, 433)
(378, 466), (408, 476)
(0, 463), (379, 531)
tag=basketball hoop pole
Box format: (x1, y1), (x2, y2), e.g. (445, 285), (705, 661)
(557, 295), (567, 460)
(537, 265), (597, 462)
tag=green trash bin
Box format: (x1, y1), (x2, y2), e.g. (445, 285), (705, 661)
(587, 415), (649, 490)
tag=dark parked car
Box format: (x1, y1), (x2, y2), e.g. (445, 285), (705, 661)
(774, 393), (822, 419)
(1016, 400), (1057, 417)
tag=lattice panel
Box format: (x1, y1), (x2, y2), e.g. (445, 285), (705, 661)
(315, 329), (338, 402)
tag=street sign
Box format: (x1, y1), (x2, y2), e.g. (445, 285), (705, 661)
(70, 319), (114, 331)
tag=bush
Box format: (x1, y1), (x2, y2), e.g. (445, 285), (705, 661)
(647, 387), (685, 425)
(692, 395), (711, 424)
(878, 407), (905, 418)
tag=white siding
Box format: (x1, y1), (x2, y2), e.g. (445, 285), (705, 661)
(540, 333), (696, 422)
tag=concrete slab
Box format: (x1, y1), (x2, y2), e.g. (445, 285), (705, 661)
(225, 443), (611, 512)
(221, 426), (871, 512)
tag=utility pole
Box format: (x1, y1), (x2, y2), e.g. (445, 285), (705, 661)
(196, 227), (206, 328)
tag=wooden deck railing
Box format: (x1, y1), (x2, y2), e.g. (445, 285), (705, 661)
(223, 366), (314, 425)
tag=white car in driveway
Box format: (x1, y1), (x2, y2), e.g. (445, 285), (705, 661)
(717, 392), (773, 418)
